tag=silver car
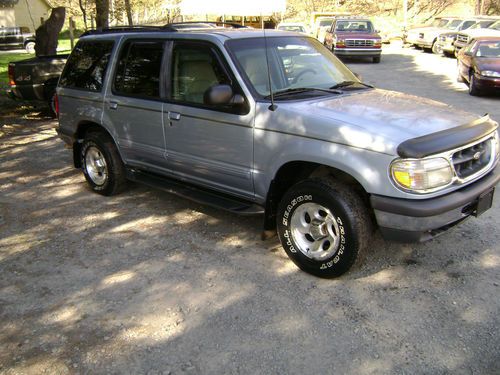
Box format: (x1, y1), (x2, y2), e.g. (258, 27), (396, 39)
(56, 26), (500, 278)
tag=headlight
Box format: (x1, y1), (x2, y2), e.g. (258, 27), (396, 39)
(494, 131), (500, 159)
(481, 70), (500, 78)
(390, 158), (453, 193)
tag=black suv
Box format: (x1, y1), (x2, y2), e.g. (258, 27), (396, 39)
(0, 26), (36, 53)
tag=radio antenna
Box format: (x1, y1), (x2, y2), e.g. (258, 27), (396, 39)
(262, 15), (277, 111)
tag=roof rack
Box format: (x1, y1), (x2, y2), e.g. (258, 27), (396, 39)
(80, 21), (245, 37)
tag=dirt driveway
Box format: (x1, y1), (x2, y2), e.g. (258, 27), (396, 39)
(1, 45), (499, 375)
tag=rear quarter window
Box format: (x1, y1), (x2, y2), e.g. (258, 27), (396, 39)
(59, 40), (114, 92)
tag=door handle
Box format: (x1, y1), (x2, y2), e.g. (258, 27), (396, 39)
(109, 101), (118, 110)
(168, 112), (181, 121)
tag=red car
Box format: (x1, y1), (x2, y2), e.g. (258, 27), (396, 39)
(457, 36), (500, 96)
(324, 17), (382, 63)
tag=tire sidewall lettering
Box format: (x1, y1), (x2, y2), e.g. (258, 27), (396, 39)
(279, 192), (349, 270)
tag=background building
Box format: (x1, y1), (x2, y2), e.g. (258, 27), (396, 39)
(0, 0), (52, 31)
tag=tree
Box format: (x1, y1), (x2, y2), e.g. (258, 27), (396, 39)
(95, 0), (109, 28)
(124, 0), (133, 25)
(35, 7), (66, 56)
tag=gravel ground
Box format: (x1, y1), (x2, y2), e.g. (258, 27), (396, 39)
(0, 45), (499, 375)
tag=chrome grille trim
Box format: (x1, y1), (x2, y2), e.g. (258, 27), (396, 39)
(345, 39), (374, 47)
(457, 34), (469, 44)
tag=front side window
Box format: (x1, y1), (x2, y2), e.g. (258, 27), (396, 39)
(59, 40), (114, 92)
(114, 41), (164, 99)
(227, 36), (359, 98)
(171, 43), (231, 105)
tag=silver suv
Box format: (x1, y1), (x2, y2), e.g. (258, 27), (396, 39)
(56, 25), (500, 278)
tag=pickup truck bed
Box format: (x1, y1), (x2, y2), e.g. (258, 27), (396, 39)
(8, 54), (68, 114)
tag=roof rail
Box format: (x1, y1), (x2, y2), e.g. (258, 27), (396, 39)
(79, 21), (246, 37)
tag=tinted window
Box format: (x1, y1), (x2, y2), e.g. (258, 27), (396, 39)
(114, 41), (164, 99)
(59, 40), (114, 92)
(171, 43), (230, 105)
(335, 20), (373, 32)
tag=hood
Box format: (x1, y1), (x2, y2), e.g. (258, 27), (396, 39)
(476, 57), (500, 72)
(335, 31), (380, 39)
(278, 89), (483, 155)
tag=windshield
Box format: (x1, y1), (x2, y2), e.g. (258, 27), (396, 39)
(447, 19), (462, 29)
(476, 41), (500, 57)
(226, 37), (359, 98)
(471, 20), (495, 29)
(278, 25), (306, 33)
(489, 21), (500, 31)
(335, 20), (373, 32)
(319, 19), (333, 27)
(436, 19), (450, 28)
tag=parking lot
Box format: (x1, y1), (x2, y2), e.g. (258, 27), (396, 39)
(0, 44), (499, 374)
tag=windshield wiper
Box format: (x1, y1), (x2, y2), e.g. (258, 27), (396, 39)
(265, 87), (342, 99)
(329, 81), (374, 90)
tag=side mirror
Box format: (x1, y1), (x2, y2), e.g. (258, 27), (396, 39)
(353, 72), (362, 81)
(204, 84), (245, 107)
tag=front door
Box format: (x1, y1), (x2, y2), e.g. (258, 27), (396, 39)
(163, 41), (254, 199)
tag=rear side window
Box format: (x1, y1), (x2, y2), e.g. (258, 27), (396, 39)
(59, 40), (114, 92)
(113, 41), (164, 99)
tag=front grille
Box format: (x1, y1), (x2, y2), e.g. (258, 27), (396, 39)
(439, 35), (446, 42)
(345, 39), (374, 47)
(452, 139), (491, 179)
(457, 34), (468, 44)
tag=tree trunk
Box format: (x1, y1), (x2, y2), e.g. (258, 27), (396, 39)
(95, 0), (109, 29)
(35, 7), (66, 57)
(79, 0), (87, 29)
(124, 0), (133, 26)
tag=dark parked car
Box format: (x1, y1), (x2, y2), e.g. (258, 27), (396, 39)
(324, 17), (382, 63)
(0, 26), (35, 52)
(457, 36), (500, 96)
(8, 54), (69, 116)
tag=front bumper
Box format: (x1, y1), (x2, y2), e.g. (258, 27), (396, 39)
(371, 166), (500, 242)
(438, 40), (455, 53)
(475, 74), (500, 90)
(333, 48), (382, 57)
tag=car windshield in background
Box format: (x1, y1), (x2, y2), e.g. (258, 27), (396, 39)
(446, 20), (462, 29)
(227, 36), (359, 98)
(471, 20), (495, 29)
(279, 26), (306, 32)
(319, 19), (333, 27)
(335, 20), (374, 32)
(476, 41), (500, 57)
(436, 19), (450, 28)
(488, 21), (500, 31)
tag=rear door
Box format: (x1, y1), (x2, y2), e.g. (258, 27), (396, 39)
(162, 41), (254, 199)
(103, 39), (168, 170)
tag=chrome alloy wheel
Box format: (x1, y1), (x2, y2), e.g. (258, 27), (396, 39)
(85, 146), (108, 185)
(290, 202), (341, 260)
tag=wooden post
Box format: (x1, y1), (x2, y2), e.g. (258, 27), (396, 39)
(69, 17), (75, 49)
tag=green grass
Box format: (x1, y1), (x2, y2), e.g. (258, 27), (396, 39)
(0, 38), (75, 90)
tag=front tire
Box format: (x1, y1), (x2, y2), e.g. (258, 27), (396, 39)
(25, 41), (35, 53)
(276, 178), (371, 278)
(432, 41), (442, 55)
(81, 131), (127, 196)
(469, 72), (480, 96)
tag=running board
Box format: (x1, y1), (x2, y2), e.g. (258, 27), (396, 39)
(126, 169), (264, 215)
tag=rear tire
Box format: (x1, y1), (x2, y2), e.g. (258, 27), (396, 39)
(276, 177), (372, 278)
(81, 131), (127, 196)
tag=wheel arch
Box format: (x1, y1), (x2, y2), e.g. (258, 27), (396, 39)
(72, 121), (121, 168)
(263, 161), (371, 231)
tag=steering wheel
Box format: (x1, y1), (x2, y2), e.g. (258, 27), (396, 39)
(293, 69), (318, 84)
